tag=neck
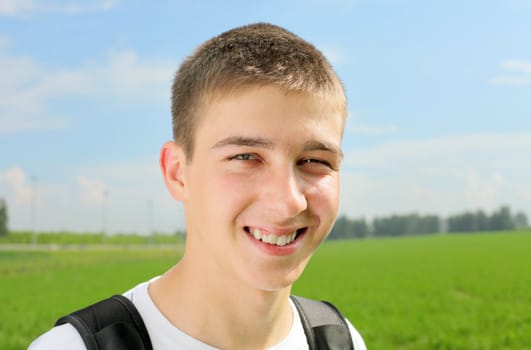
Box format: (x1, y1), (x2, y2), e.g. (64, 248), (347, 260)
(149, 253), (294, 349)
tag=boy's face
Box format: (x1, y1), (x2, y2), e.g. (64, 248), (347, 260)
(167, 86), (344, 292)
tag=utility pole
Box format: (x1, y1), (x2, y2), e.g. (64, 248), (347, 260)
(147, 199), (153, 244)
(31, 176), (38, 248)
(102, 189), (108, 245)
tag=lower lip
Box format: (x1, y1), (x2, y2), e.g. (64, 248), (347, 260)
(245, 229), (306, 257)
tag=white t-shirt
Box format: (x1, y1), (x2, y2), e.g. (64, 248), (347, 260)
(29, 279), (367, 350)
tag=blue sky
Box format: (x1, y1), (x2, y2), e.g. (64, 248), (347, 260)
(1, 0), (530, 234)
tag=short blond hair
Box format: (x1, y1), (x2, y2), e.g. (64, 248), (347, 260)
(171, 22), (346, 158)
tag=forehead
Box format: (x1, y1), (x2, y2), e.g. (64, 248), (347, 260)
(196, 86), (345, 135)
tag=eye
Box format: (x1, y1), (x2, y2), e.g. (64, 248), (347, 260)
(298, 158), (331, 167)
(298, 157), (339, 172)
(230, 153), (257, 161)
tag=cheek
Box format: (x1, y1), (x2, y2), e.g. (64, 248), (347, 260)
(202, 170), (255, 211)
(306, 175), (340, 220)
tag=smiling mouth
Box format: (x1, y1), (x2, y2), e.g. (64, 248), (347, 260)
(244, 227), (306, 247)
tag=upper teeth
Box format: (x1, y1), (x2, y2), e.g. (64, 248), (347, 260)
(250, 228), (297, 246)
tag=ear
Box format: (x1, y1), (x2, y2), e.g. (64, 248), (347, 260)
(160, 141), (188, 202)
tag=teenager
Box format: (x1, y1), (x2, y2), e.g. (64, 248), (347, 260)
(30, 22), (367, 350)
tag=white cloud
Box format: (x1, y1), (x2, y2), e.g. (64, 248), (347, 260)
(0, 0), (119, 18)
(0, 50), (176, 135)
(54, 0), (118, 14)
(102, 50), (174, 98)
(339, 132), (531, 220)
(0, 167), (33, 205)
(0, 160), (184, 234)
(343, 132), (531, 169)
(0, 56), (41, 93)
(489, 59), (531, 86)
(0, 0), (33, 17)
(502, 60), (531, 74)
(68, 158), (183, 233)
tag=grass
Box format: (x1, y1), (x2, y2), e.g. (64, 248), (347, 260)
(0, 248), (181, 349)
(0, 231), (185, 246)
(1, 231), (530, 349)
(294, 231), (531, 349)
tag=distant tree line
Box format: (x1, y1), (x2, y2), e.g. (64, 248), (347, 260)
(328, 205), (529, 240)
(446, 206), (528, 232)
(0, 198), (8, 237)
(0, 198), (528, 241)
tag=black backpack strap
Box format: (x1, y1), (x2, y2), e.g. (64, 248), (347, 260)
(55, 295), (153, 350)
(290, 295), (354, 350)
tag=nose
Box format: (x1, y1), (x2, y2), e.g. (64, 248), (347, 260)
(261, 166), (308, 219)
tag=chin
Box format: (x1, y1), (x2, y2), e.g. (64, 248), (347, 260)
(250, 262), (308, 293)
(254, 280), (296, 293)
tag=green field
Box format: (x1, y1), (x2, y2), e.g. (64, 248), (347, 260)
(1, 232), (530, 349)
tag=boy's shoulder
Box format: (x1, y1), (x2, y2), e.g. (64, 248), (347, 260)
(28, 323), (85, 350)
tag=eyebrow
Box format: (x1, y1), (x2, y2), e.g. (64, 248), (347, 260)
(211, 136), (274, 150)
(302, 140), (344, 159)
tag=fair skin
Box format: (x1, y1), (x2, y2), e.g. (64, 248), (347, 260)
(151, 85), (344, 349)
